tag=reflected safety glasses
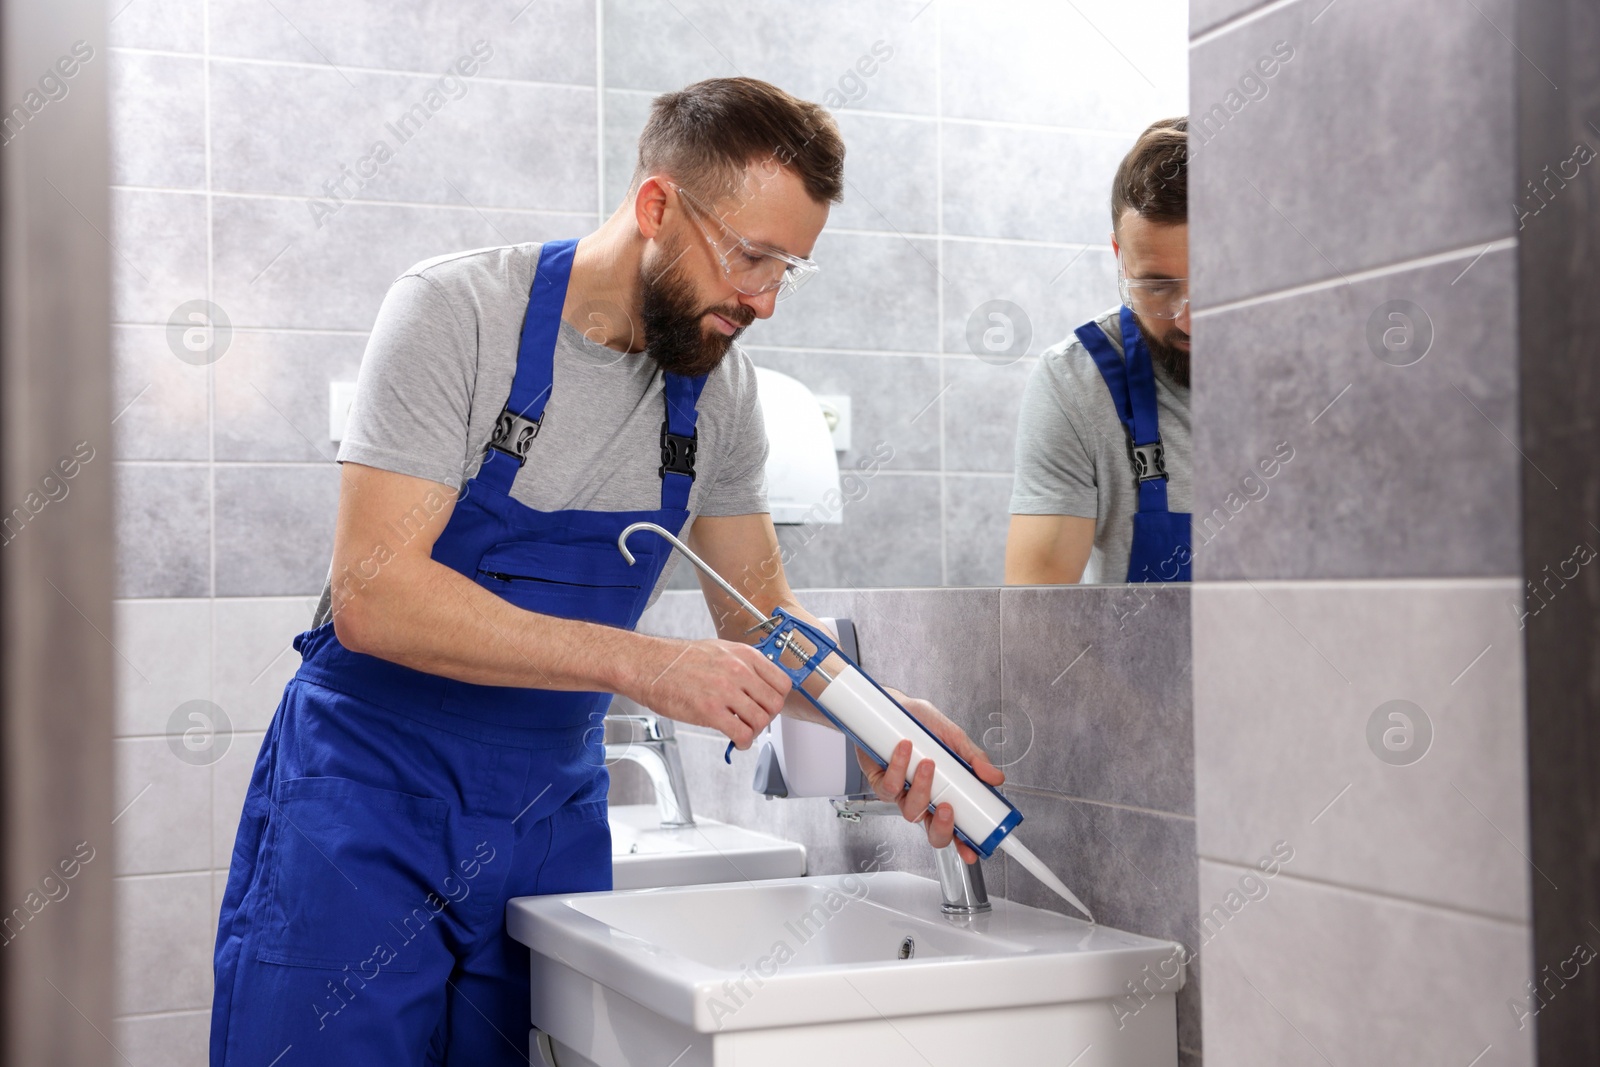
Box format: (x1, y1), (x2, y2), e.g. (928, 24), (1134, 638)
(668, 181), (821, 299)
(1117, 256), (1190, 320)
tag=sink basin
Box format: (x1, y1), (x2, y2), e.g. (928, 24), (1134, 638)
(608, 804), (807, 890)
(508, 871), (1183, 1066)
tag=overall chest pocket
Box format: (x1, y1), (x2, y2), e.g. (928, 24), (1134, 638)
(474, 540), (648, 626)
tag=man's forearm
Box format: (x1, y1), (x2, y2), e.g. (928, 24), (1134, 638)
(334, 554), (658, 699)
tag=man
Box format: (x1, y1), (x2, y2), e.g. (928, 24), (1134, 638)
(1006, 117), (1193, 585)
(211, 77), (1001, 1064)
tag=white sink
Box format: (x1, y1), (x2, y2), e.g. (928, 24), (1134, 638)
(608, 805), (807, 890)
(508, 871), (1184, 1066)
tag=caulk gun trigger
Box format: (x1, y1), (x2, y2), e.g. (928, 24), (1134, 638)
(723, 741), (734, 764)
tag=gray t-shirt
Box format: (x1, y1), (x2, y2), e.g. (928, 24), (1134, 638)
(315, 242), (769, 622)
(1009, 307), (1191, 584)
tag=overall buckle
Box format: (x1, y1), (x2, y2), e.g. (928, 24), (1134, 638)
(1130, 441), (1167, 483)
(488, 407), (543, 465)
(659, 420), (697, 480)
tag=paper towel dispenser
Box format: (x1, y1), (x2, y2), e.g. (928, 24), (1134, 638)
(754, 367), (842, 525)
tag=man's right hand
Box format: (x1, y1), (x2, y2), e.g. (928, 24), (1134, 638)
(624, 638), (792, 750)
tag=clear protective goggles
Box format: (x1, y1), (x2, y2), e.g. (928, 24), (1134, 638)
(1117, 256), (1190, 320)
(670, 181), (821, 299)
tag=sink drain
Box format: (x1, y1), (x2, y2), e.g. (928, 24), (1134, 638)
(897, 936), (915, 960)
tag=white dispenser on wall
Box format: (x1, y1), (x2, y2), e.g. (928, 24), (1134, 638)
(754, 367), (842, 525)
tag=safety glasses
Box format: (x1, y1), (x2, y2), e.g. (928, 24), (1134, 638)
(1117, 255), (1190, 320)
(669, 182), (821, 299)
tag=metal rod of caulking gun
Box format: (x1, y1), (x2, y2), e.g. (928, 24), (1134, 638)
(616, 521), (840, 683)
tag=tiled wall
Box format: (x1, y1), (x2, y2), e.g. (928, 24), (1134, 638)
(106, 1), (1187, 1061)
(1188, 1), (1535, 1065)
(618, 583), (1202, 1063)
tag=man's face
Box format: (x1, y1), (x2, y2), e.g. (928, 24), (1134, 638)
(1112, 211), (1190, 388)
(640, 164), (828, 376)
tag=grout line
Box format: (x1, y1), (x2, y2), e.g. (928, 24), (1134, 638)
(1188, 0), (1303, 49)
(1200, 855), (1532, 927)
(1192, 238), (1518, 320)
(113, 183), (598, 219)
(1006, 783), (1196, 821)
(111, 44), (600, 93)
(605, 85), (1148, 139)
(594, 0), (606, 218)
(1195, 576), (1521, 591)
(934, 0), (948, 588)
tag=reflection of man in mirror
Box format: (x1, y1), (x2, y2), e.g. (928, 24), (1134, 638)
(1005, 117), (1192, 585)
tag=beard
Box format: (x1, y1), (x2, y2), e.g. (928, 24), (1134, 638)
(1138, 314), (1191, 389)
(639, 238), (754, 377)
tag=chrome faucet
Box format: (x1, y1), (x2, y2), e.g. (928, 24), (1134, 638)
(604, 713), (695, 828)
(832, 798), (991, 915)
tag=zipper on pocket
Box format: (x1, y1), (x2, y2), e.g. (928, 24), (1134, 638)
(479, 570), (631, 590)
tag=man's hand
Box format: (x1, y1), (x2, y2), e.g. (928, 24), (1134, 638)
(857, 695), (1005, 864)
(623, 637), (792, 751)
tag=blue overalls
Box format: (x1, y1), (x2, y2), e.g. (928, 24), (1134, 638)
(1076, 305), (1191, 582)
(210, 239), (708, 1065)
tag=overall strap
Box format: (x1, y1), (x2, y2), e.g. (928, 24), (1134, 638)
(477, 239), (577, 495)
(1074, 304), (1170, 513)
(659, 372), (709, 510)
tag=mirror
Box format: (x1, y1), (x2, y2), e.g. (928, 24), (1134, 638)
(110, 1), (1190, 610)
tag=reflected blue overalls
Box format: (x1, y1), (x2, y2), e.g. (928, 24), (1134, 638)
(1076, 305), (1191, 582)
(211, 239), (708, 1065)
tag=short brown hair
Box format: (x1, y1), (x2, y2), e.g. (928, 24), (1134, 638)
(1111, 117), (1187, 232)
(633, 77), (846, 207)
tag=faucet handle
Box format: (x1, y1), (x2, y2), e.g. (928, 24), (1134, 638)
(603, 713), (674, 746)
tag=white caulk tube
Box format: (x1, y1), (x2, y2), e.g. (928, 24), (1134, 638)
(614, 522), (1094, 922)
(813, 665), (1094, 922)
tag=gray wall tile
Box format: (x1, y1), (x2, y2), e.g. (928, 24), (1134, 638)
(943, 474), (1010, 586)
(211, 196), (593, 330)
(212, 598), (317, 732)
(1000, 789), (1199, 1054)
(209, 0), (596, 84)
(214, 330), (365, 462)
(1001, 585), (1194, 814)
(603, 0), (937, 115)
(1194, 581), (1531, 920)
(775, 471), (942, 588)
(941, 0), (1188, 130)
(1189, 0), (1270, 35)
(746, 231), (939, 353)
(114, 599), (212, 736)
(1191, 250), (1520, 580)
(214, 464), (340, 596)
(115, 463), (211, 598)
(601, 89), (651, 210)
(1197, 861), (1532, 1067)
(115, 1010), (209, 1067)
(115, 873), (214, 1014)
(108, 51), (206, 189)
(114, 738), (211, 875)
(1189, 0), (1515, 307)
(941, 239), (1118, 359)
(746, 349), (940, 471)
(113, 325), (209, 461)
(111, 189), (207, 326)
(210, 60), (596, 211)
(941, 123), (1131, 245)
(108, 0), (204, 52)
(943, 354), (1033, 473)
(831, 111), (937, 235)
(847, 587), (1000, 741)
